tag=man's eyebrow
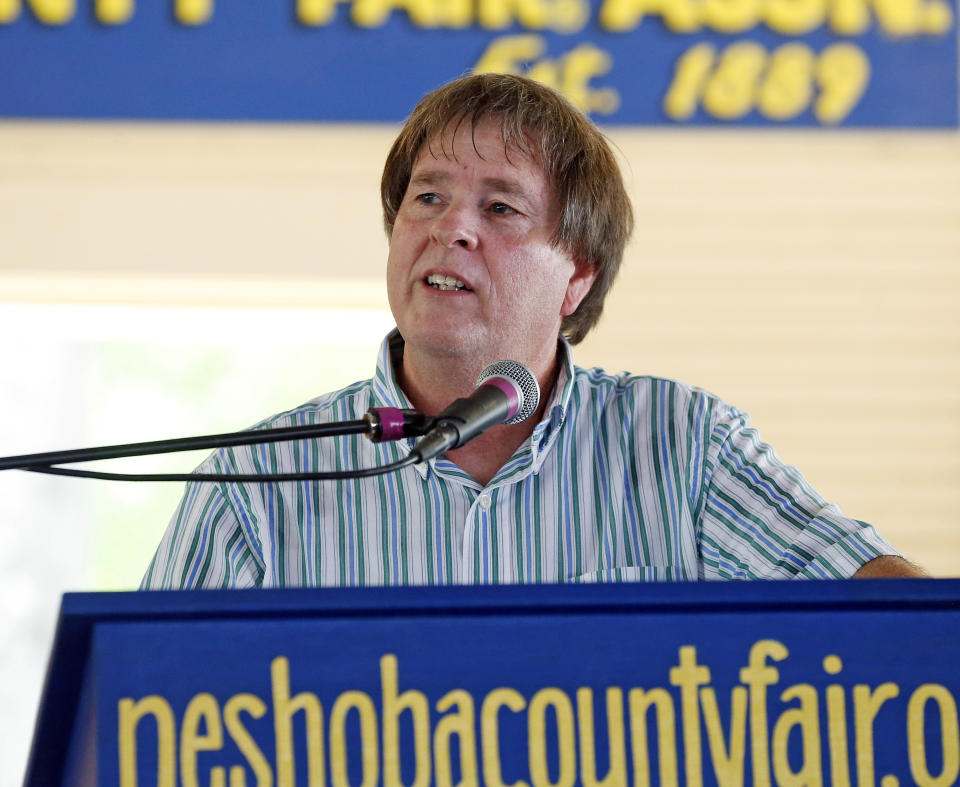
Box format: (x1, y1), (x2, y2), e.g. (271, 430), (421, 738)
(408, 171), (448, 188)
(408, 170), (533, 199)
(482, 177), (530, 198)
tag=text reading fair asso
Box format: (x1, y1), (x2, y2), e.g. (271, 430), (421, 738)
(118, 645), (958, 787)
(6, 0), (949, 36)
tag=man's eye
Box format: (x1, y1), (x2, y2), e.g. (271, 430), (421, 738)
(416, 193), (440, 204)
(490, 202), (516, 215)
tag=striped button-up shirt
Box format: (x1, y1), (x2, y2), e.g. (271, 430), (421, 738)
(142, 331), (896, 589)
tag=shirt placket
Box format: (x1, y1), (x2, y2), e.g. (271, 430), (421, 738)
(461, 488), (493, 584)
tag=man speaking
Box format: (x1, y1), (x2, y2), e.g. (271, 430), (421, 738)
(142, 73), (923, 589)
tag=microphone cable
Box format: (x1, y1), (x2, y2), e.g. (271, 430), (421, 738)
(23, 454), (420, 483)
(6, 360), (537, 483)
(4, 410), (428, 483)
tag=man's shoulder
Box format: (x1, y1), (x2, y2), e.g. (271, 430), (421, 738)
(565, 366), (752, 441)
(571, 365), (731, 410)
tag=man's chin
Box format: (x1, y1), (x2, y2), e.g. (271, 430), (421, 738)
(402, 328), (490, 362)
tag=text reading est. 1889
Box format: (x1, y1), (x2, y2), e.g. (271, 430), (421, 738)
(665, 41), (871, 123)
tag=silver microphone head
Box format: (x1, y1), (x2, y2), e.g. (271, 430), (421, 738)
(476, 360), (540, 425)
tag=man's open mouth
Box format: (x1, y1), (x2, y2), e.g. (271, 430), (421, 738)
(426, 274), (470, 292)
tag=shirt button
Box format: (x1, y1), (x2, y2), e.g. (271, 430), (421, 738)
(478, 494), (492, 510)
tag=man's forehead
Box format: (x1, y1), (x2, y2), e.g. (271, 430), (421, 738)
(418, 117), (541, 168)
(410, 121), (549, 188)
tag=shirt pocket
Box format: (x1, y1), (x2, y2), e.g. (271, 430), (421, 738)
(571, 565), (686, 583)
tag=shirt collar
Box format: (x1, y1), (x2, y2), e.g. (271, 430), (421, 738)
(368, 329), (430, 478)
(529, 334), (575, 464)
(369, 329), (576, 479)
(370, 328), (413, 410)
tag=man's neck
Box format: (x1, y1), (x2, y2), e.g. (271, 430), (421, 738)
(396, 351), (483, 418)
(395, 343), (562, 487)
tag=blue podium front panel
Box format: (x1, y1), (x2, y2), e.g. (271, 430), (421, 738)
(76, 582), (960, 787)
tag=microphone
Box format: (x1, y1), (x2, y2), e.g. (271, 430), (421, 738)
(410, 360), (540, 464)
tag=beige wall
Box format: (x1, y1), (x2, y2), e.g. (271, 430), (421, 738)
(1, 122), (957, 575)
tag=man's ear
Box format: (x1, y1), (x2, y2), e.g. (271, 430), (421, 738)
(560, 261), (597, 317)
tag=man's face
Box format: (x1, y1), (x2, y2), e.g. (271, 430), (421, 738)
(386, 118), (595, 371)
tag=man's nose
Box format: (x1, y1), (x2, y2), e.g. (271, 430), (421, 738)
(430, 206), (479, 250)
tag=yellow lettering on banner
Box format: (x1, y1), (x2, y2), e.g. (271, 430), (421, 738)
(431, 0), (473, 26)
(740, 640), (788, 787)
(627, 688), (678, 787)
(701, 41), (766, 119)
(118, 696), (177, 787)
(446, 0), (476, 27)
(297, 0), (351, 24)
(473, 36), (618, 114)
(352, 0), (471, 28)
(920, 0), (953, 33)
(576, 688), (627, 787)
(558, 44), (620, 114)
(479, 0), (533, 28)
(0, 0), (73, 24)
(382, 654), (432, 787)
(175, 0), (212, 25)
(528, 688), (577, 787)
(434, 690), (479, 787)
(823, 656), (852, 787)
(907, 685), (960, 787)
(765, 0), (826, 33)
(699, 687), (747, 787)
(667, 40), (871, 124)
(772, 685), (822, 787)
(481, 688), (529, 787)
(271, 656), (325, 787)
(330, 691), (379, 787)
(814, 43), (870, 124)
(828, 0), (871, 32)
(669, 646), (711, 787)
(702, 0), (760, 31)
(95, 0), (132, 24)
(872, 0), (922, 33)
(853, 682), (899, 787)
(598, 0), (698, 32)
(827, 0), (954, 35)
(757, 43), (815, 119)
(663, 43), (715, 120)
(477, 0), (588, 32)
(0, 0), (222, 25)
(1, 0), (953, 31)
(884, 0), (953, 34)
(223, 693), (272, 787)
(181, 693), (226, 787)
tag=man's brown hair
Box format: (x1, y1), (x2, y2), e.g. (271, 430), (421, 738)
(381, 73), (633, 345)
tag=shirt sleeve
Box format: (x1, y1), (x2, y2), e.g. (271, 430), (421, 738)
(140, 453), (266, 590)
(695, 403), (899, 580)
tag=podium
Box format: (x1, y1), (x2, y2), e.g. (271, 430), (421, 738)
(26, 580), (960, 787)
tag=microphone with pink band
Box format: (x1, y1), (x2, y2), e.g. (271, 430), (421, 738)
(406, 360), (540, 464)
(0, 361), (539, 482)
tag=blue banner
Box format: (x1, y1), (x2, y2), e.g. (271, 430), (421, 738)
(79, 583), (960, 787)
(1, 0), (956, 125)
